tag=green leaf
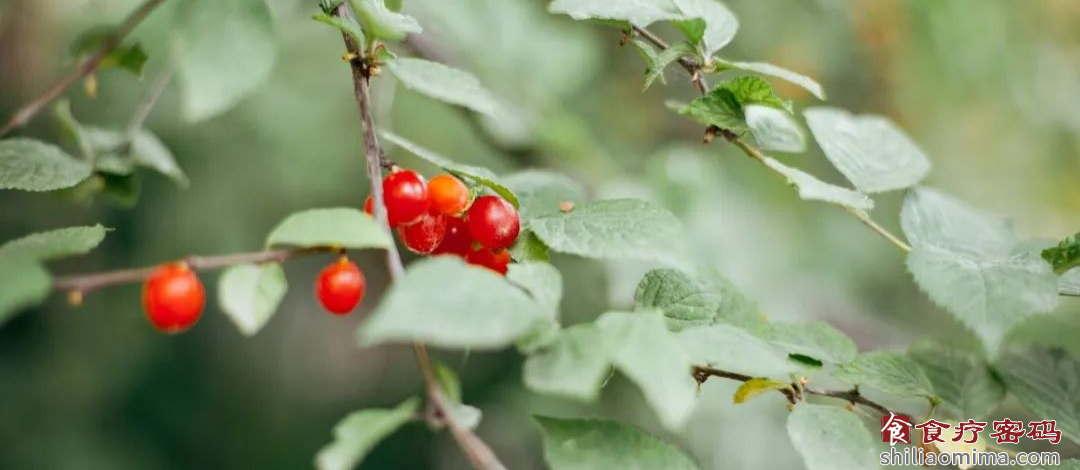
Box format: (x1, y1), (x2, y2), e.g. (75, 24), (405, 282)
(529, 199), (686, 265)
(722, 61), (825, 100)
(507, 262), (562, 321)
(901, 187), (1059, 353)
(674, 19), (706, 44)
(1042, 231), (1080, 274)
(745, 104), (806, 153)
(0, 254), (52, 326)
(386, 57), (498, 116)
(720, 76), (790, 111)
(523, 323), (613, 401)
(643, 41), (696, 90)
(217, 263), (287, 336)
(677, 77), (789, 131)
(595, 312), (697, 430)
(804, 107), (930, 193)
(908, 343), (1004, 420)
(432, 361), (463, 403)
(535, 416), (701, 470)
(359, 257), (547, 349)
(0, 225), (107, 262)
(347, 0), (421, 41)
(501, 170), (586, 222)
(672, 0), (738, 56)
(176, 0), (277, 123)
(315, 397), (419, 470)
(508, 231), (551, 263)
(0, 138), (91, 191)
(760, 156), (874, 211)
(678, 324), (798, 378)
(787, 404), (877, 470)
(733, 378), (790, 404)
(380, 131), (519, 207)
(634, 268), (721, 330)
(835, 352), (936, 399)
(996, 348), (1080, 446)
(70, 27), (148, 76)
(265, 207), (391, 250)
(311, 12), (365, 47)
(547, 0), (684, 27)
(83, 127), (188, 186)
(753, 321), (858, 365)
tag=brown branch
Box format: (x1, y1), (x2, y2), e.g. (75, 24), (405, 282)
(633, 26), (912, 254)
(693, 366), (894, 415)
(53, 247), (327, 296)
(333, 5), (506, 470)
(0, 0), (170, 137)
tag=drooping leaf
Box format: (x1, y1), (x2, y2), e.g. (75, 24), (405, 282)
(908, 343), (1004, 420)
(901, 187), (1059, 353)
(672, 0), (738, 56)
(804, 107), (930, 193)
(0, 254), (52, 326)
(547, 0), (684, 27)
(752, 320), (858, 365)
(176, 0), (277, 123)
(217, 263), (287, 336)
(995, 348), (1080, 445)
(678, 323), (798, 379)
(311, 12), (365, 47)
(501, 170), (586, 223)
(359, 257), (547, 349)
(721, 60), (825, 100)
(787, 404), (877, 470)
(1042, 231), (1080, 274)
(835, 351), (936, 399)
(529, 199), (686, 265)
(642, 41), (697, 90)
(347, 0), (421, 41)
(265, 207), (391, 250)
(380, 131), (519, 207)
(745, 104), (806, 153)
(595, 312), (697, 430)
(0, 138), (91, 191)
(83, 126), (188, 186)
(315, 398), (419, 470)
(760, 156), (874, 211)
(0, 225), (107, 262)
(536, 416), (701, 470)
(523, 323), (613, 401)
(733, 378), (790, 404)
(386, 58), (499, 117)
(634, 268), (721, 330)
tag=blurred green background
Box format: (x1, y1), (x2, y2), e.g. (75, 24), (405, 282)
(2, 0), (1079, 468)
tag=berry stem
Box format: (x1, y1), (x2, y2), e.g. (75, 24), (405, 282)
(332, 4), (506, 470)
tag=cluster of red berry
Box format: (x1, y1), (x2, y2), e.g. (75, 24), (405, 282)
(139, 168), (519, 334)
(364, 168), (520, 273)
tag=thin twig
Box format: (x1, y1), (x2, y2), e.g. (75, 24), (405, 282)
(0, 0), (170, 137)
(693, 366), (894, 416)
(53, 247), (326, 296)
(631, 26), (707, 94)
(333, 5), (506, 470)
(118, 58), (177, 153)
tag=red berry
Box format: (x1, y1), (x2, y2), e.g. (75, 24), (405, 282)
(383, 169), (429, 227)
(466, 247), (511, 275)
(428, 174), (470, 216)
(143, 262), (205, 333)
(466, 195), (520, 249)
(363, 195), (374, 216)
(432, 216), (473, 257)
(316, 258), (366, 315)
(398, 212), (448, 254)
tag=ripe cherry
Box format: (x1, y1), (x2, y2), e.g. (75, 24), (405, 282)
(363, 195), (374, 216)
(428, 174), (470, 216)
(143, 262), (205, 333)
(383, 169), (429, 227)
(466, 195), (520, 249)
(398, 212), (448, 254)
(316, 257), (366, 315)
(466, 247), (511, 275)
(432, 216), (472, 257)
